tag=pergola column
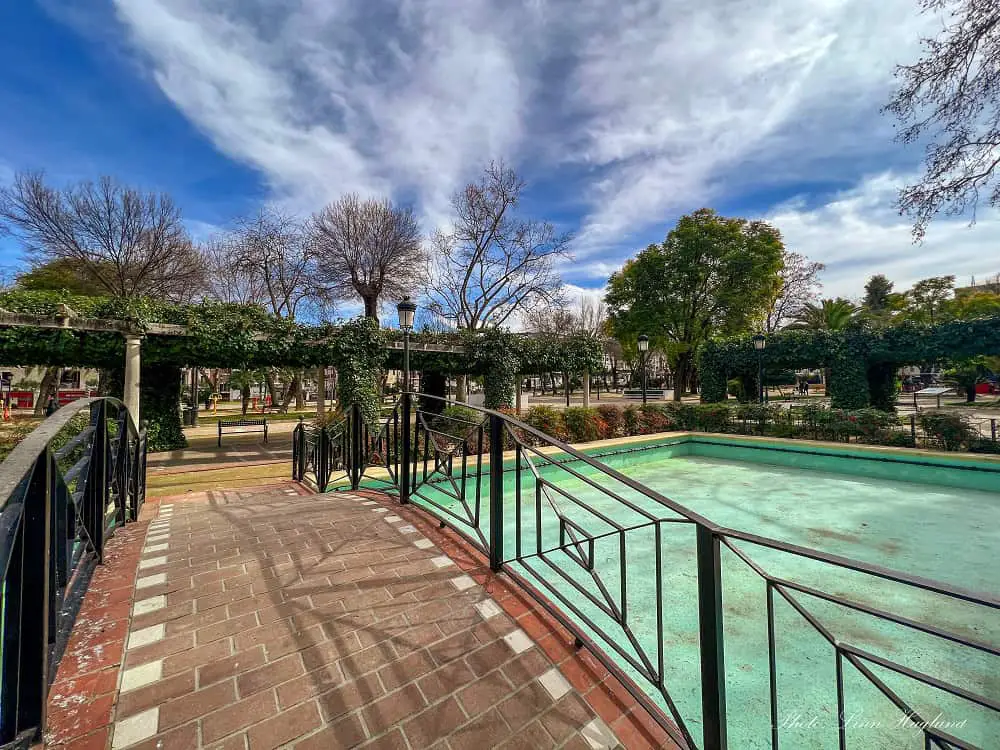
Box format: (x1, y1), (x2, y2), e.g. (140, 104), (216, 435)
(582, 370), (591, 408)
(124, 334), (142, 428)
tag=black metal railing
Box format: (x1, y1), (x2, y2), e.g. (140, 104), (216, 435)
(0, 398), (147, 747)
(293, 393), (999, 750)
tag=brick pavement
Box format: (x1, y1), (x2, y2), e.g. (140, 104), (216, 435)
(47, 484), (640, 749)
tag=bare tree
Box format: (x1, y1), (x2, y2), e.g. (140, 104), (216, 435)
(887, 0), (1000, 238)
(310, 194), (425, 322)
(200, 236), (267, 306)
(0, 171), (203, 299)
(221, 208), (331, 411)
(763, 251), (825, 332)
(427, 161), (571, 331)
(229, 207), (325, 321)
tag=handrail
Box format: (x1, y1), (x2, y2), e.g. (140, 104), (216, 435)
(293, 393), (998, 750)
(0, 397), (147, 747)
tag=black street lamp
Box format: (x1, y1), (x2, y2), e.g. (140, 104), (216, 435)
(397, 297), (417, 393)
(752, 333), (767, 403)
(637, 334), (649, 406)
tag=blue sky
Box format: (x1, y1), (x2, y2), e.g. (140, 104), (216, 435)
(2, 0), (998, 303)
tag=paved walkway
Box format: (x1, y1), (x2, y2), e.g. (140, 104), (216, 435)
(45, 484), (672, 750)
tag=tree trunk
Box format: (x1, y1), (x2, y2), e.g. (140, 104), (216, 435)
(456, 374), (468, 403)
(35, 366), (62, 416)
(281, 375), (298, 412)
(563, 371), (570, 406)
(316, 366), (326, 416)
(363, 295), (379, 322)
(265, 370), (281, 406)
(673, 354), (691, 402)
(241, 384), (250, 415)
(295, 368), (305, 410)
(966, 381), (977, 403)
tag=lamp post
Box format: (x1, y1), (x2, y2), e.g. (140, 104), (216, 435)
(637, 334), (649, 406)
(752, 333), (766, 403)
(397, 297), (416, 393)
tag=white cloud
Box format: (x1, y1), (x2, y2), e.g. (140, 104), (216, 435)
(768, 173), (1000, 298)
(108, 0), (938, 237)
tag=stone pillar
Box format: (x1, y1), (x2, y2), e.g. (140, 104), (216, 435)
(582, 370), (591, 408)
(124, 335), (141, 428)
(515, 376), (522, 414)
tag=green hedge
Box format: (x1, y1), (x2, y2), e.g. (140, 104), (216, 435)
(513, 402), (997, 453)
(699, 317), (1000, 411)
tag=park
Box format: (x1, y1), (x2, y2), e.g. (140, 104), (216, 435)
(0, 1), (999, 748)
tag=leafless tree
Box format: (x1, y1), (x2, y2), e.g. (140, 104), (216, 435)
(427, 161), (571, 331)
(310, 194), (426, 322)
(887, 0), (1000, 238)
(0, 171), (203, 299)
(219, 208), (331, 410)
(229, 207), (326, 321)
(200, 235), (268, 306)
(763, 251), (825, 332)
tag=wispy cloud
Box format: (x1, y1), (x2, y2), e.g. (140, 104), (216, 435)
(109, 0), (937, 239)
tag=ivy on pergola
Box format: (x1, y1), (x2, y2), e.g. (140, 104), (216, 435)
(699, 317), (1000, 411)
(0, 291), (604, 450)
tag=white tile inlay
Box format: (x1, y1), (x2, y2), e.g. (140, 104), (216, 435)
(132, 595), (166, 616)
(128, 623), (166, 650)
(475, 599), (502, 620)
(398, 525), (417, 534)
(384, 515), (402, 523)
(450, 575), (476, 591)
(160, 504), (174, 510)
(120, 660), (163, 692)
(431, 555), (453, 568)
(138, 556), (167, 569)
(143, 543), (169, 554)
(581, 718), (618, 750)
(538, 667), (572, 701)
(136, 573), (167, 589)
(372, 508), (388, 514)
(146, 533), (169, 542)
(112, 707), (159, 749)
(361, 501), (377, 506)
(413, 538), (434, 549)
(504, 628), (533, 654)
(149, 523), (169, 531)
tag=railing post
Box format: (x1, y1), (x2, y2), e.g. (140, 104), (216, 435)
(317, 425), (330, 493)
(400, 393), (411, 504)
(696, 523), (727, 750)
(489, 413), (505, 572)
(350, 403), (363, 490)
(992, 418), (997, 445)
(91, 399), (108, 561)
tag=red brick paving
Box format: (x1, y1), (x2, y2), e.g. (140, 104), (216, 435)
(46, 483), (640, 749)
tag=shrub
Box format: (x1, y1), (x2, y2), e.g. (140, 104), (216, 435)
(621, 405), (641, 436)
(596, 405), (624, 439)
(563, 407), (604, 443)
(919, 412), (978, 451)
(524, 406), (568, 441)
(638, 404), (674, 434)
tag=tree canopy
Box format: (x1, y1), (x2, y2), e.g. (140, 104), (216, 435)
(605, 208), (785, 399)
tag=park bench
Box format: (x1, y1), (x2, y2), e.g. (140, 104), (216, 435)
(218, 418), (269, 446)
(623, 389), (667, 401)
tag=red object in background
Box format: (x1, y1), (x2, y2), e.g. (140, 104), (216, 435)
(57, 390), (89, 406)
(975, 382), (996, 395)
(8, 390), (34, 409)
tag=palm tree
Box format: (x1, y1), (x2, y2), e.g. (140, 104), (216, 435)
(788, 298), (859, 331)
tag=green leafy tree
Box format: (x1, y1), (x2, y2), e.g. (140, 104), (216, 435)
(16, 259), (108, 296)
(906, 275), (956, 324)
(605, 208), (785, 400)
(944, 291), (1000, 320)
(863, 274), (894, 312)
(788, 298), (859, 331)
(944, 356), (992, 403)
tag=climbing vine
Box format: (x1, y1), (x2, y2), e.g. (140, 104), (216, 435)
(699, 316), (1000, 410)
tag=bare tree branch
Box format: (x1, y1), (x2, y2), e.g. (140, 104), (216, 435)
(0, 171), (204, 300)
(427, 161), (571, 330)
(310, 194), (426, 322)
(887, 0), (1000, 238)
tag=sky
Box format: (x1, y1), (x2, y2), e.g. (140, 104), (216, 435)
(1, 0), (998, 308)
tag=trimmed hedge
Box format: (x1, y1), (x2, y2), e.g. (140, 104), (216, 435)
(514, 402), (997, 453)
